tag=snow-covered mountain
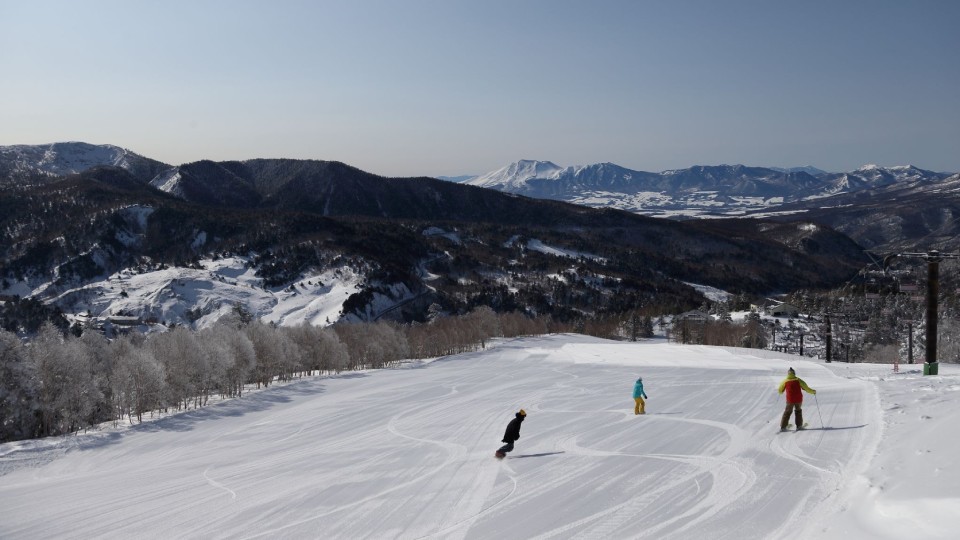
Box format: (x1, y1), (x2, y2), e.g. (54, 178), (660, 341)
(1, 158), (869, 333)
(766, 170), (960, 251)
(462, 160), (952, 219)
(0, 141), (946, 328)
(0, 142), (170, 183)
(815, 164), (942, 196)
(770, 165), (829, 176)
(466, 159), (565, 190)
(852, 163), (934, 183)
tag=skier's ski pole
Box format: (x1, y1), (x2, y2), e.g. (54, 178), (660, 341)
(814, 393), (824, 428)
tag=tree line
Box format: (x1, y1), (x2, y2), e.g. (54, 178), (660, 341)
(0, 306), (587, 444)
(4, 296), (819, 445)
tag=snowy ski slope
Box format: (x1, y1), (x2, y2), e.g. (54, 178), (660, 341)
(1, 335), (956, 539)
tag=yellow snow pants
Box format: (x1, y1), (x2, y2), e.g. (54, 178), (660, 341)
(634, 397), (646, 415)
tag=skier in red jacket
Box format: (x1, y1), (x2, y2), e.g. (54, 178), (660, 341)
(778, 367), (816, 431)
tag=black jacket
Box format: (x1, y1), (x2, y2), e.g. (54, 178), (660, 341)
(502, 413), (524, 443)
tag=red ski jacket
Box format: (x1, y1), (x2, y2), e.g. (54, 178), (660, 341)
(778, 375), (815, 404)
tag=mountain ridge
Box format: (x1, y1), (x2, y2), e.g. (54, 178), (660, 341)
(454, 158), (957, 250)
(463, 159), (951, 201)
(0, 141), (170, 184)
(0, 144), (870, 331)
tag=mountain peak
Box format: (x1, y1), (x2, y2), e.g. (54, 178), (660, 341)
(0, 141), (170, 182)
(465, 159), (564, 189)
(512, 159), (562, 173)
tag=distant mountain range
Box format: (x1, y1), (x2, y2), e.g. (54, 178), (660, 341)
(459, 159), (952, 216)
(0, 142), (870, 330)
(4, 143), (958, 253)
(769, 166), (829, 176)
(454, 159), (960, 251)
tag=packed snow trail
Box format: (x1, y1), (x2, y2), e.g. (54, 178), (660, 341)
(0, 335), (877, 539)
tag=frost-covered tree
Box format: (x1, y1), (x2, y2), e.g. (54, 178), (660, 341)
(107, 337), (136, 422)
(4, 303), (580, 442)
(0, 329), (38, 442)
(113, 343), (165, 423)
(273, 328), (303, 381)
(335, 321), (408, 369)
(222, 324), (256, 395)
(245, 321), (299, 387)
(466, 305), (501, 348)
(147, 327), (204, 410)
(285, 324), (348, 376)
(58, 337), (102, 433)
(22, 324), (102, 436)
(196, 325), (235, 401)
(938, 317), (960, 363)
(202, 323), (255, 397)
(79, 331), (112, 425)
(317, 327), (349, 374)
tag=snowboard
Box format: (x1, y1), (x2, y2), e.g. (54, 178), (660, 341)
(780, 423), (808, 432)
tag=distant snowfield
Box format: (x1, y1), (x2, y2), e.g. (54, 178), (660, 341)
(684, 282), (732, 303)
(1, 335), (956, 539)
(525, 239), (605, 262)
(47, 256), (363, 329)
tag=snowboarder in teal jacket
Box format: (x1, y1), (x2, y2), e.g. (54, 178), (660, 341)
(633, 377), (648, 415)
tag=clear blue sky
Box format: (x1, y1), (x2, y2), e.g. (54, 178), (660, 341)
(2, 0), (958, 176)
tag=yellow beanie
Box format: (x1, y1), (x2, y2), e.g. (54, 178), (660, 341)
(519, 409), (526, 416)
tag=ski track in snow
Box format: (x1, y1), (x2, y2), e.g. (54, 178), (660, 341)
(0, 336), (883, 539)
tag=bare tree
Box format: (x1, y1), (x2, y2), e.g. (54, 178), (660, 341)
(114, 346), (165, 423)
(79, 331), (112, 426)
(147, 327), (203, 410)
(5, 302), (594, 442)
(245, 321), (295, 387)
(864, 343), (900, 364)
(285, 324), (348, 376)
(24, 324), (101, 436)
(0, 329), (38, 442)
(58, 336), (102, 433)
(336, 321), (408, 369)
(208, 323), (256, 396)
(197, 325), (236, 401)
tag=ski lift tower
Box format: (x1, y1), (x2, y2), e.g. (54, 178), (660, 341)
(884, 250), (960, 375)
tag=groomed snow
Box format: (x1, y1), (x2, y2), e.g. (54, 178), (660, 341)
(1, 335), (956, 539)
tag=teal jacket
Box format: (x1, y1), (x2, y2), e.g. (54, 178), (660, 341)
(633, 380), (647, 399)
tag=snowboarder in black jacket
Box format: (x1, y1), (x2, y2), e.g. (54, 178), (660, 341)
(495, 409), (526, 458)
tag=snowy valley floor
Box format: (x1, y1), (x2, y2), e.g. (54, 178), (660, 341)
(1, 335), (957, 539)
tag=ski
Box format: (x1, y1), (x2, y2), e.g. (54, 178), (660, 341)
(778, 423), (809, 432)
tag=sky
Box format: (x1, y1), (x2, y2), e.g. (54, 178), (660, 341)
(1, 1), (958, 177)
(1, 334), (956, 539)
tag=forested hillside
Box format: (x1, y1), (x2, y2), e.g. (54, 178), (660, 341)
(0, 163), (869, 332)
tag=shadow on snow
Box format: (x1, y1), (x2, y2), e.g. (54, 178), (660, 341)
(511, 451), (566, 459)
